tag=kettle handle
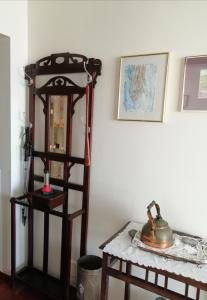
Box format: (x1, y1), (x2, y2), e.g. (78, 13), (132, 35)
(147, 201), (161, 228)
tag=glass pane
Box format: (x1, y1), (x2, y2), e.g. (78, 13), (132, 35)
(49, 95), (67, 179)
(49, 95), (67, 153)
(35, 95), (45, 152)
(50, 161), (64, 179)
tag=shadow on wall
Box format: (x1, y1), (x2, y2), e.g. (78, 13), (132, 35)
(88, 190), (131, 255)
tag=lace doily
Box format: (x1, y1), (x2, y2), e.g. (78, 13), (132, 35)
(103, 222), (207, 283)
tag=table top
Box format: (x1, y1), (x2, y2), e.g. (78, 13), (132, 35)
(100, 221), (207, 284)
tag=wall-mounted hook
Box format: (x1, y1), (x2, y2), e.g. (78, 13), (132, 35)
(23, 66), (34, 86)
(83, 60), (92, 84)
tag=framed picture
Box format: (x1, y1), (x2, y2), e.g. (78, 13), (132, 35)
(117, 52), (169, 122)
(182, 55), (207, 111)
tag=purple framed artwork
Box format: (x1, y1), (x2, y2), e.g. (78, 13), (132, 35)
(182, 55), (207, 111)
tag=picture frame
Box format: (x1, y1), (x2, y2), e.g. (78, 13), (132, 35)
(182, 55), (207, 111)
(117, 52), (169, 122)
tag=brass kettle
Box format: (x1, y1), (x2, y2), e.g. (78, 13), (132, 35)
(141, 201), (173, 249)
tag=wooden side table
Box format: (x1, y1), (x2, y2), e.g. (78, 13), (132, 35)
(100, 222), (207, 300)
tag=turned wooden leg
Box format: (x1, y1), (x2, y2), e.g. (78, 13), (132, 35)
(124, 261), (131, 300)
(101, 252), (109, 300)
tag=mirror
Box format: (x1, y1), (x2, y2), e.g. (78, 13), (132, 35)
(49, 95), (67, 179)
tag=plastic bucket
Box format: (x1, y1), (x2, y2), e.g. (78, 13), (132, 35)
(77, 255), (102, 300)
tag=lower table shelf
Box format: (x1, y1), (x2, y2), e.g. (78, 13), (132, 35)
(15, 267), (76, 300)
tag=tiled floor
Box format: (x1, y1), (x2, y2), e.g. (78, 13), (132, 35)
(0, 276), (49, 300)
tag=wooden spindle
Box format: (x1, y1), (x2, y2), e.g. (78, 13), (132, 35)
(185, 284), (189, 298)
(119, 260), (122, 272)
(145, 269), (149, 282)
(196, 288), (200, 300)
(164, 276), (168, 290)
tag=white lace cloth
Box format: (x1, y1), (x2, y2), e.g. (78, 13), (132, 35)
(103, 222), (207, 283)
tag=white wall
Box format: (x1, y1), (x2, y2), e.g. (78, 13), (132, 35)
(0, 34), (10, 272)
(0, 1), (28, 274)
(27, 1), (207, 299)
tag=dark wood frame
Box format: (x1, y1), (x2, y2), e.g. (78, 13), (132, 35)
(11, 52), (102, 299)
(100, 223), (207, 300)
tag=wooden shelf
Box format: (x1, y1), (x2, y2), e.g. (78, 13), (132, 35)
(15, 267), (76, 300)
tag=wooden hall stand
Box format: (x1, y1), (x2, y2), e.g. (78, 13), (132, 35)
(11, 52), (102, 299)
(100, 222), (207, 300)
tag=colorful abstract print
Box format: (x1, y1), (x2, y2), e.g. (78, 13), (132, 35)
(124, 63), (157, 113)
